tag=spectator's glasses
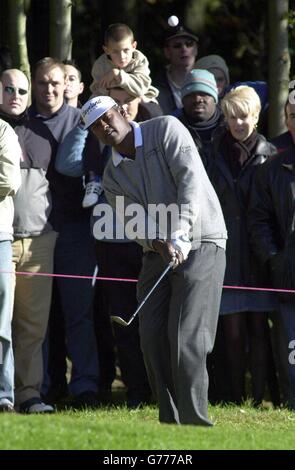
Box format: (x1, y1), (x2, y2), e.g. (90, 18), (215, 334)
(170, 40), (195, 49)
(4, 86), (28, 96)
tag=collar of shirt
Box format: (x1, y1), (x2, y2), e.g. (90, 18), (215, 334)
(29, 100), (68, 120)
(166, 66), (183, 110)
(112, 121), (142, 167)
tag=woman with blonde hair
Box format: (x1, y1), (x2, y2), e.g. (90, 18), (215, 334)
(209, 85), (278, 405)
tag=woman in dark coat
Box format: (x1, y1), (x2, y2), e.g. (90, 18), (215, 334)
(209, 86), (278, 405)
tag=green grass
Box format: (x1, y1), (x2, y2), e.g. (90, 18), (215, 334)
(0, 403), (294, 450)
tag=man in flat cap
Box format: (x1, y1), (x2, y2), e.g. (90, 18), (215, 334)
(154, 24), (199, 115)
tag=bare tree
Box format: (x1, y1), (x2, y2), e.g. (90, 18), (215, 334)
(49, 0), (72, 60)
(268, 0), (290, 138)
(8, 0), (30, 80)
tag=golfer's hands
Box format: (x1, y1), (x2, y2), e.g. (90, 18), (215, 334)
(171, 234), (191, 260)
(152, 240), (184, 268)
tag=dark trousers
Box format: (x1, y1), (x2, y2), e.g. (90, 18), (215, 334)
(47, 215), (99, 396)
(93, 281), (116, 392)
(138, 244), (226, 425)
(46, 284), (68, 394)
(279, 301), (295, 408)
(95, 241), (151, 397)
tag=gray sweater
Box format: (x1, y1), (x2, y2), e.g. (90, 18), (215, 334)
(103, 116), (227, 252)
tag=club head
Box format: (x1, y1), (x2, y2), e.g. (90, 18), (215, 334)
(111, 262), (174, 327)
(111, 315), (130, 327)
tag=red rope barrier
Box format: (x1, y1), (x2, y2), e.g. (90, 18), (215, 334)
(1, 269), (295, 293)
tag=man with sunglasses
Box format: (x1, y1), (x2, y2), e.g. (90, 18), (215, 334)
(154, 24), (199, 115)
(0, 68), (60, 413)
(0, 69), (29, 120)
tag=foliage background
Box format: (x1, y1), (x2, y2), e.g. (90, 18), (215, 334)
(0, 0), (294, 104)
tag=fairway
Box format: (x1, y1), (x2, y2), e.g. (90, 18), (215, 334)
(0, 404), (294, 450)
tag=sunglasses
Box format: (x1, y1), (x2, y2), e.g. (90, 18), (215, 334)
(170, 40), (195, 49)
(4, 86), (28, 96)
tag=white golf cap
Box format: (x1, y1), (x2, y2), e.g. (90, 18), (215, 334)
(80, 96), (117, 129)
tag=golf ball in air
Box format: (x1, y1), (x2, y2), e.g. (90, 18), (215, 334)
(168, 15), (179, 27)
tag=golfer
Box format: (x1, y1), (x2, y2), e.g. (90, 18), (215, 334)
(81, 96), (227, 425)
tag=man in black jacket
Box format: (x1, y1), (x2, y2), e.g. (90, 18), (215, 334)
(177, 69), (224, 170)
(154, 24), (198, 115)
(271, 100), (295, 154)
(248, 143), (295, 410)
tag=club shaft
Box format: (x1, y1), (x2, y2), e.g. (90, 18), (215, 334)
(128, 262), (173, 323)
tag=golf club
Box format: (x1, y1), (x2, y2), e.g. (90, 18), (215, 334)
(111, 260), (174, 327)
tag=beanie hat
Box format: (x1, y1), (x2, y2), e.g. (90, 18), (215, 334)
(181, 69), (218, 103)
(195, 55), (230, 85)
(81, 96), (117, 129)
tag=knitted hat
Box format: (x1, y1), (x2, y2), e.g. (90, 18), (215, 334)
(181, 69), (218, 103)
(195, 55), (230, 85)
(81, 96), (117, 129)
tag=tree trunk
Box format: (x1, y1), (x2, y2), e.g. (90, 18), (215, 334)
(268, 0), (290, 138)
(49, 0), (72, 60)
(8, 0), (30, 80)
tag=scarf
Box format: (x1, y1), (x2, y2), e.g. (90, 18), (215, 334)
(222, 129), (258, 178)
(0, 109), (28, 128)
(179, 106), (223, 153)
(184, 106), (222, 133)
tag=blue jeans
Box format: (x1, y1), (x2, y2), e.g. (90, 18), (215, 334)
(0, 240), (14, 405)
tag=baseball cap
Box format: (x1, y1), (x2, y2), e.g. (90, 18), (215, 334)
(164, 25), (199, 44)
(181, 69), (218, 103)
(81, 96), (117, 129)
